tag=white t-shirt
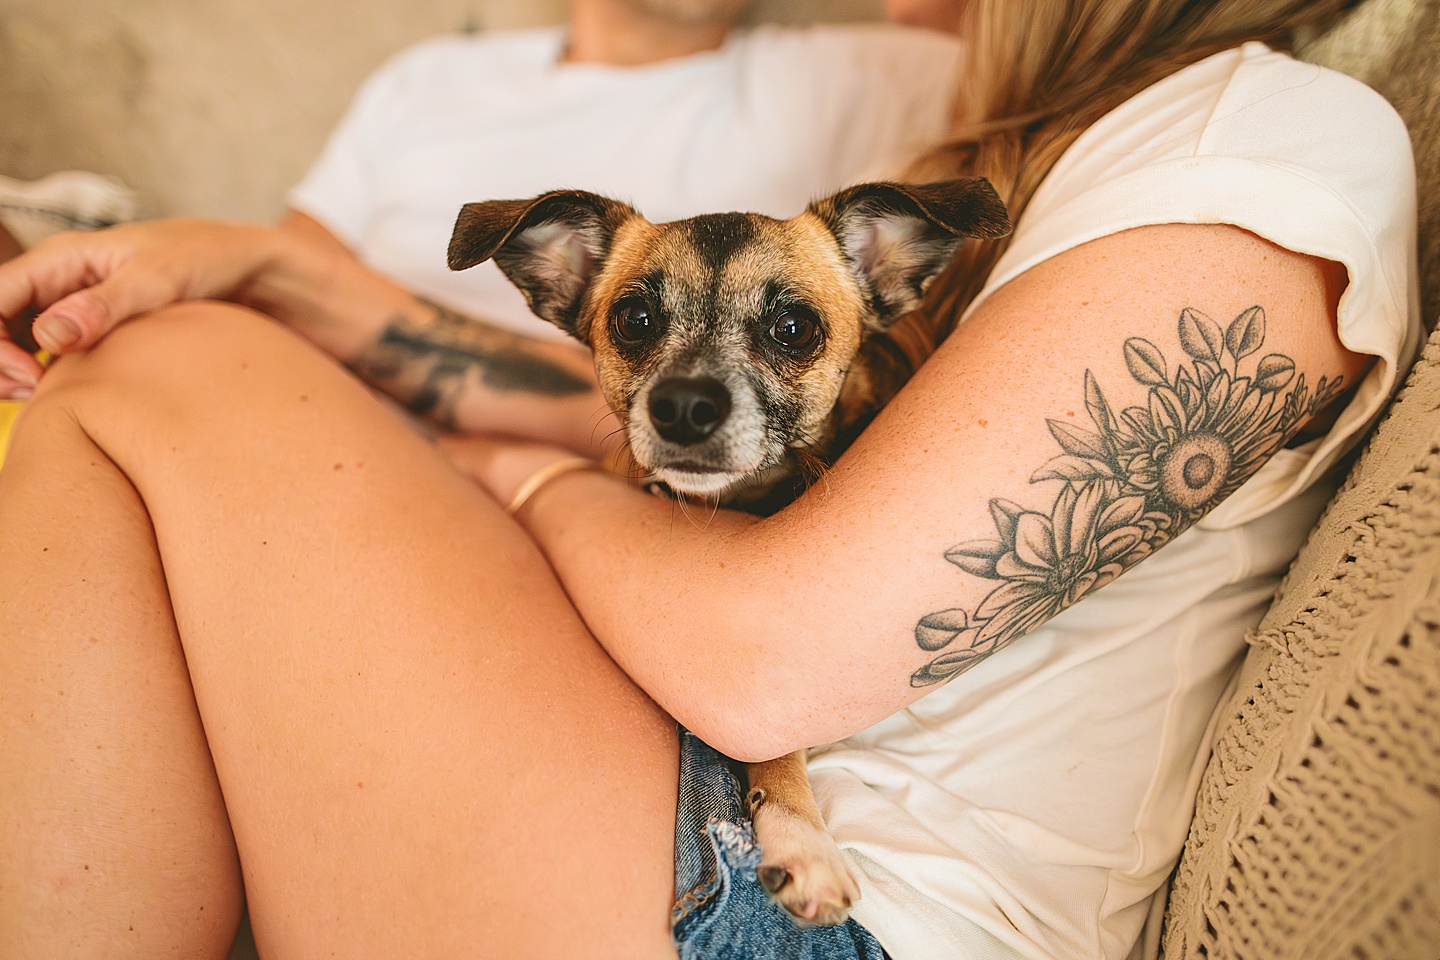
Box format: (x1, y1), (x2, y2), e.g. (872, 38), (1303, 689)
(808, 43), (1419, 960)
(289, 23), (960, 342)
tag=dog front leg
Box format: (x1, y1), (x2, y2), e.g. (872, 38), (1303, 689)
(746, 750), (861, 926)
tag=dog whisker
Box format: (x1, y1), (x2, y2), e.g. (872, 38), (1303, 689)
(675, 492), (701, 529)
(596, 424), (629, 450)
(589, 407), (628, 456)
(663, 487), (720, 531)
(587, 401), (612, 423)
(791, 447), (834, 500)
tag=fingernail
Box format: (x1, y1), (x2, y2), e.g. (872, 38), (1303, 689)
(34, 317), (81, 354)
(1, 366), (36, 388)
(8, 388), (32, 400)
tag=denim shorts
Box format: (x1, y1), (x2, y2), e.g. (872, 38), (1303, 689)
(671, 728), (889, 960)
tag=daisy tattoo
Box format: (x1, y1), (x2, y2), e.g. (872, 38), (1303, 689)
(911, 305), (1343, 687)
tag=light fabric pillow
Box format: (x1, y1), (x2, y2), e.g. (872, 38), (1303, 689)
(0, 170), (137, 249)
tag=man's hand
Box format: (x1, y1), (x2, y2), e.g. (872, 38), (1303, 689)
(0, 219), (303, 399)
(0, 221), (22, 264)
(0, 221), (38, 365)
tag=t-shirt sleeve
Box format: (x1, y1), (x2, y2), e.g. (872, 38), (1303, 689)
(966, 44), (1421, 528)
(287, 40), (446, 248)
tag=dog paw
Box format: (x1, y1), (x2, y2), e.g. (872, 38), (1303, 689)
(751, 801), (861, 926)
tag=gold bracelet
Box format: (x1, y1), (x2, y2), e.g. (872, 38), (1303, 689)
(505, 457), (608, 515)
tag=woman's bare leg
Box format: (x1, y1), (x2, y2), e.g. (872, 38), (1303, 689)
(0, 303), (679, 959)
(0, 366), (244, 956)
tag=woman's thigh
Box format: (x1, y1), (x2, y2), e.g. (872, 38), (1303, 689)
(36, 302), (680, 959)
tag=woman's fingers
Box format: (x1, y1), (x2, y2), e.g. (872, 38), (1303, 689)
(434, 433), (578, 503)
(434, 433), (506, 486)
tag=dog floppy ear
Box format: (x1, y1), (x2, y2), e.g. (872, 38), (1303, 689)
(448, 190), (637, 343)
(810, 179), (1011, 330)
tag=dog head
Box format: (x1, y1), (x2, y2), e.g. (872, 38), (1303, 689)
(448, 180), (1010, 501)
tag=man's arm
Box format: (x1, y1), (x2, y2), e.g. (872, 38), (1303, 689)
(0, 216), (614, 451)
(346, 295), (612, 452)
(273, 211), (614, 453)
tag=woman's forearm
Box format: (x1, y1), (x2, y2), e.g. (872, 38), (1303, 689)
(515, 467), (935, 763)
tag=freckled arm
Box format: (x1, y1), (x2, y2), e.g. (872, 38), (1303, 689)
(507, 224), (1368, 760)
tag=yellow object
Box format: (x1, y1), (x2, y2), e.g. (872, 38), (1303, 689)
(0, 400), (22, 468)
(0, 352), (47, 469)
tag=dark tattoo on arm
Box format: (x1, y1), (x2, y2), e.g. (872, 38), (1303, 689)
(911, 306), (1343, 687)
(348, 299), (594, 428)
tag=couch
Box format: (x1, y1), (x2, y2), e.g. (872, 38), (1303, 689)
(1, 1), (1434, 957)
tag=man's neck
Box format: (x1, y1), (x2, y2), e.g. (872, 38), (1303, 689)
(565, 0), (733, 66)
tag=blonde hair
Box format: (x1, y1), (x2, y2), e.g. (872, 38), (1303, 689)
(890, 0), (1359, 361)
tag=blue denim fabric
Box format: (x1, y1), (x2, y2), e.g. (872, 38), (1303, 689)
(671, 729), (889, 960)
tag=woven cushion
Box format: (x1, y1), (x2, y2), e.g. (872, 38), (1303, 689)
(1160, 324), (1440, 959)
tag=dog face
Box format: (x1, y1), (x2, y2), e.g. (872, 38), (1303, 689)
(448, 180), (1009, 500)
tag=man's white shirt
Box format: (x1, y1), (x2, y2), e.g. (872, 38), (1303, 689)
(289, 23), (961, 342)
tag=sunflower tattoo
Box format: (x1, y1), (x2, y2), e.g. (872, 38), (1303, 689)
(911, 305), (1343, 687)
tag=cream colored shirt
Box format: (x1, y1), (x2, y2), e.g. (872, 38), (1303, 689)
(810, 42), (1419, 960)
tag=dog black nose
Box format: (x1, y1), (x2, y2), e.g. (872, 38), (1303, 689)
(648, 377), (731, 445)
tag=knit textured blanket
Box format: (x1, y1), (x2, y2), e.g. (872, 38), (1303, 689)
(1161, 325), (1440, 959)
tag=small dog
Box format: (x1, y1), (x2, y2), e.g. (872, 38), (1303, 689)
(448, 179), (1009, 925)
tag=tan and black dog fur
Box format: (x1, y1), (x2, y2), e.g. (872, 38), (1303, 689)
(448, 179), (1010, 925)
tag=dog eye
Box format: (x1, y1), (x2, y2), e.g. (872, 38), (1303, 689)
(611, 298), (659, 344)
(769, 308), (820, 351)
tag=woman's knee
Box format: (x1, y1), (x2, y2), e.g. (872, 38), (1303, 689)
(27, 301), (357, 456)
(36, 301), (302, 403)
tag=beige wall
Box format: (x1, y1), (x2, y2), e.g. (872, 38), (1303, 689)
(0, 0), (884, 222)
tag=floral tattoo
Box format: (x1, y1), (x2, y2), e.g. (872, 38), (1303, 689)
(910, 306), (1343, 687)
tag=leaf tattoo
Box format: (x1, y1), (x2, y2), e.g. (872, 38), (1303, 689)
(910, 306), (1343, 687)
